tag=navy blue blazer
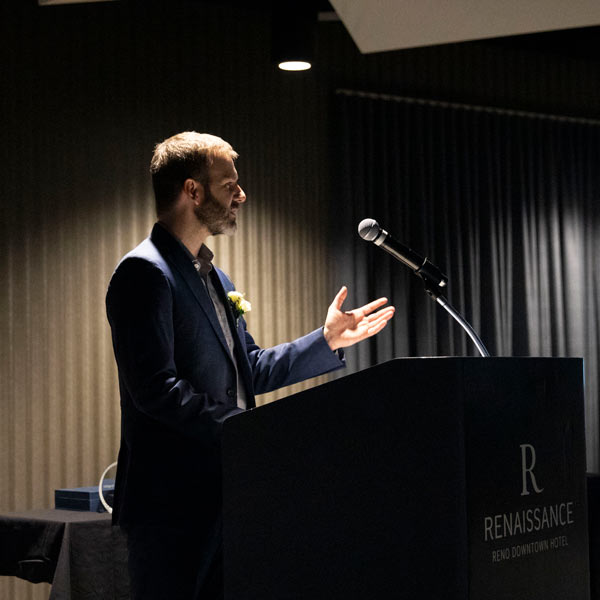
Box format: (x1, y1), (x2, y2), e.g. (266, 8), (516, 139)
(106, 223), (344, 533)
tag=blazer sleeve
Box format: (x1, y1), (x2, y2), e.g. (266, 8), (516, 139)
(106, 257), (242, 441)
(242, 322), (346, 395)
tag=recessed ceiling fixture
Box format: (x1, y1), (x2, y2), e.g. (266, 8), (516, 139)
(278, 60), (312, 72)
(272, 4), (317, 72)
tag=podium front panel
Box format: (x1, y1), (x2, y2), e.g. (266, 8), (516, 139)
(464, 358), (589, 600)
(222, 357), (589, 600)
(223, 358), (469, 599)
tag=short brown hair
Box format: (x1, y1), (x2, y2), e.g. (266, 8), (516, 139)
(150, 132), (238, 216)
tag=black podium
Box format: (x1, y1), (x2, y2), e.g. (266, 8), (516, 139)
(222, 358), (589, 599)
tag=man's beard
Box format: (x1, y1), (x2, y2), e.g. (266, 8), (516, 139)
(194, 185), (237, 236)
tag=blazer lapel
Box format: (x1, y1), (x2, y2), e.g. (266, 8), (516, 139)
(150, 224), (232, 360)
(211, 269), (256, 409)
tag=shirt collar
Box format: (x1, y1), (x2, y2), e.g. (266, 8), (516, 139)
(156, 221), (214, 276)
(195, 244), (214, 277)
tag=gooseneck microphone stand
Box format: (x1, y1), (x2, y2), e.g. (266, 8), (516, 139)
(420, 278), (490, 358)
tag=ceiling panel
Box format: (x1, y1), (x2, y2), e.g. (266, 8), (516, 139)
(329, 0), (600, 53)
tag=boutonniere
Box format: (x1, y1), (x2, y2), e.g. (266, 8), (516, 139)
(227, 291), (251, 325)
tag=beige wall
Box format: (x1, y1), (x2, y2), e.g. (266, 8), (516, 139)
(0, 2), (338, 594)
(0, 166), (333, 600)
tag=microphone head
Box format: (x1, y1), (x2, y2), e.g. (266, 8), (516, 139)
(358, 218), (381, 242)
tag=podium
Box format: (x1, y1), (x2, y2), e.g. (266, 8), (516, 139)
(222, 358), (590, 599)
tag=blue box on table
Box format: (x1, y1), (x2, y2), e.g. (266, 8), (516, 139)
(54, 480), (114, 512)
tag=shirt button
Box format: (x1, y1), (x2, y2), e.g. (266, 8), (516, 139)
(226, 388), (235, 398)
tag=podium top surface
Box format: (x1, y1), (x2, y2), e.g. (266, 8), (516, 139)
(231, 356), (584, 419)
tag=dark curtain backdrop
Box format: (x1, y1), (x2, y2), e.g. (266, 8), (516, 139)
(332, 90), (600, 471)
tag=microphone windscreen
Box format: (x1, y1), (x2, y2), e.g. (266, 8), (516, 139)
(358, 218), (381, 242)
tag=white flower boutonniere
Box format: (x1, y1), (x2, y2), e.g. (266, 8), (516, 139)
(227, 291), (251, 324)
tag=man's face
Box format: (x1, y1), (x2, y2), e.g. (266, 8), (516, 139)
(194, 155), (246, 236)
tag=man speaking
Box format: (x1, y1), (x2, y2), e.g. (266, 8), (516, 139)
(106, 131), (395, 600)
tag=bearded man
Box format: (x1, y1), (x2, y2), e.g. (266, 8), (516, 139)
(106, 131), (395, 600)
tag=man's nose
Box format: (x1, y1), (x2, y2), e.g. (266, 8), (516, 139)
(236, 185), (247, 203)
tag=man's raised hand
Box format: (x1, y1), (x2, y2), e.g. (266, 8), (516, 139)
(323, 286), (395, 351)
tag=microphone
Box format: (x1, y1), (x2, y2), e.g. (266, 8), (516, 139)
(358, 218), (448, 288)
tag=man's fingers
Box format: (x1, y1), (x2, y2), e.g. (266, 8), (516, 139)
(364, 305), (395, 322)
(367, 311), (394, 336)
(367, 319), (391, 336)
(371, 306), (395, 321)
(366, 307), (395, 328)
(359, 297), (390, 315)
(333, 286), (348, 310)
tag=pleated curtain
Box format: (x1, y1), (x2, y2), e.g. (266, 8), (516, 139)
(332, 90), (600, 472)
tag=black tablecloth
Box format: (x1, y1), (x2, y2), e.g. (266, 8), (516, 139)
(0, 509), (129, 600)
(2, 481), (600, 599)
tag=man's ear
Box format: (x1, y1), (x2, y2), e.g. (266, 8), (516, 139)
(183, 178), (203, 205)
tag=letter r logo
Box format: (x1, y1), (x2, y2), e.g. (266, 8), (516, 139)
(520, 443), (544, 496)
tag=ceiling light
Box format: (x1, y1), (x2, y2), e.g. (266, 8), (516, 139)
(278, 61), (312, 71)
(272, 5), (317, 72)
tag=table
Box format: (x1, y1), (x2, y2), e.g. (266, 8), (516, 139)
(0, 509), (129, 600)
